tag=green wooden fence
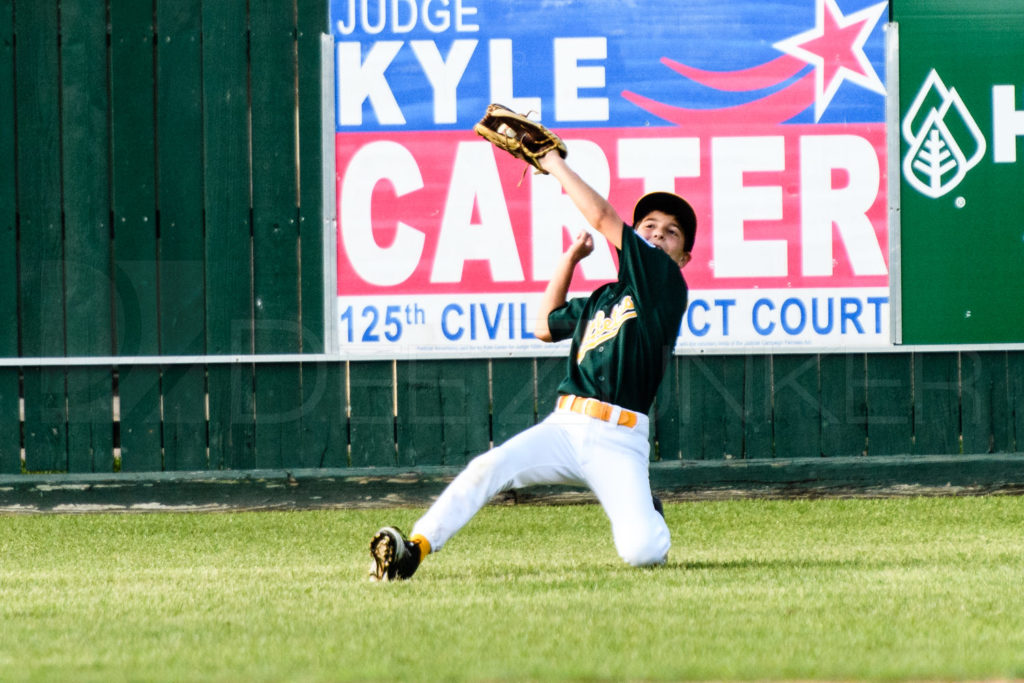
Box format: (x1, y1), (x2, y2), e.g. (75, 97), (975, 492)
(1, 0), (329, 474)
(1, 351), (1022, 475)
(2, 1), (1022, 477)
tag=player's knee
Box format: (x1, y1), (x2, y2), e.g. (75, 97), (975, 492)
(460, 449), (512, 492)
(615, 524), (670, 567)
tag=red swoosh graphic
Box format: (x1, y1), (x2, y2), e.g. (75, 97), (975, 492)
(621, 71), (816, 126)
(660, 55), (808, 92)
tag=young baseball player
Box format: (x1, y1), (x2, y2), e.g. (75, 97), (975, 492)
(369, 144), (696, 582)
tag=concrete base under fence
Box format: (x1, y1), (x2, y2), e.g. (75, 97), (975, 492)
(2, 454), (1024, 513)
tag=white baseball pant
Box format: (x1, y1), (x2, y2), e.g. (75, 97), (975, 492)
(411, 401), (670, 567)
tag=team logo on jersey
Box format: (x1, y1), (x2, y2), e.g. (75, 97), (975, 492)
(902, 69), (987, 199)
(577, 296), (637, 363)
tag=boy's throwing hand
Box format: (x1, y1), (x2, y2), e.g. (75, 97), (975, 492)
(567, 230), (594, 263)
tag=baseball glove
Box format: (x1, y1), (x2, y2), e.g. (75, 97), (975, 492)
(473, 103), (567, 175)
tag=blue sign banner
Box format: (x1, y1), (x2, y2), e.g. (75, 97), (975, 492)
(331, 0), (887, 132)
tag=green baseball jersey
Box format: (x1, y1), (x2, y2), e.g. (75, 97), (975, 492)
(546, 224), (688, 413)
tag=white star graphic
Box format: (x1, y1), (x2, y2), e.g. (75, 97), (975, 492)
(773, 0), (887, 121)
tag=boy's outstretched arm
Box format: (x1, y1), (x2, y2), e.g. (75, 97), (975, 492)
(534, 230), (594, 342)
(540, 150), (625, 249)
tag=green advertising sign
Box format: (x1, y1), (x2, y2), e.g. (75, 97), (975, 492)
(894, 0), (1024, 344)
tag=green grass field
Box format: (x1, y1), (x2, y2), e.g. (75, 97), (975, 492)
(2, 496), (1024, 681)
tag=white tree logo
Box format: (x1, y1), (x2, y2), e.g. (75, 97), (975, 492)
(902, 69), (987, 199)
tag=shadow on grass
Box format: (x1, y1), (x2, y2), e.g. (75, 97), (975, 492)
(670, 556), (953, 572)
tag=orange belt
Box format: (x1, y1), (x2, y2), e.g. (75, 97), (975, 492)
(557, 395), (638, 428)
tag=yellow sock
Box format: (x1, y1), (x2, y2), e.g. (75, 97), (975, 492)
(409, 534), (431, 562)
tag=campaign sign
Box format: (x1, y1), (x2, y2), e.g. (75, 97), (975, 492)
(332, 0), (890, 358)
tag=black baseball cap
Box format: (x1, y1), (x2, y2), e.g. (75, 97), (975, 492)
(632, 192), (697, 253)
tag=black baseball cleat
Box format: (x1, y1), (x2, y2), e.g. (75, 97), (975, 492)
(652, 495), (664, 518)
(369, 526), (422, 582)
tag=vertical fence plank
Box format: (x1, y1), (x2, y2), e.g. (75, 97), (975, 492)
(118, 366), (162, 470)
(0, 0), (20, 472)
(249, 321), (300, 476)
(865, 354), (912, 455)
(719, 356), (746, 459)
(297, 0), (325, 353)
(157, 0), (207, 470)
(441, 359), (490, 466)
(254, 362), (308, 469)
(820, 354), (868, 457)
(990, 351), (1014, 453)
(961, 351), (1011, 454)
(677, 357), (700, 458)
(22, 371), (66, 471)
(298, 360), (345, 468)
(252, 369), (299, 466)
(110, 0), (159, 356)
(676, 357), (697, 458)
(0, 0), (13, 335)
(62, 0), (114, 472)
(15, 0), (63, 355)
(160, 364), (206, 469)
(0, 369), (17, 473)
(248, 0), (298, 337)
(209, 364), (255, 470)
(202, 0), (255, 468)
(491, 359), (535, 446)
(349, 361), (395, 466)
(16, 0), (66, 471)
(772, 354), (820, 458)
(250, 0), (301, 468)
(65, 368), (113, 473)
(729, 357), (752, 458)
(989, 351), (1014, 453)
(1010, 351), (1024, 452)
(61, 0), (111, 358)
(688, 356), (745, 459)
(652, 357), (680, 461)
(295, 0), (332, 465)
(743, 355), (773, 458)
(396, 360), (446, 466)
(111, 0), (161, 471)
(912, 352), (960, 455)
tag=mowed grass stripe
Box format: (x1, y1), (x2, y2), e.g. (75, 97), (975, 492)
(1, 496), (1023, 681)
